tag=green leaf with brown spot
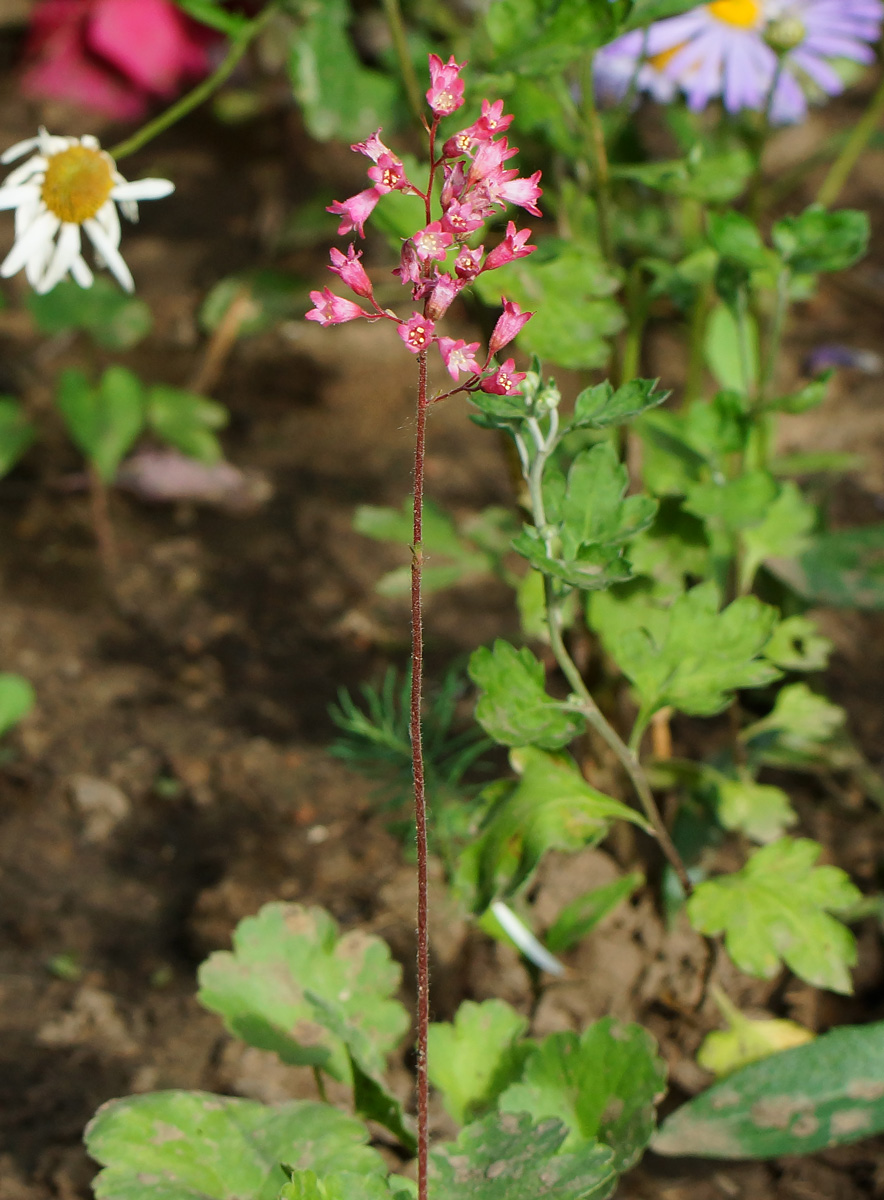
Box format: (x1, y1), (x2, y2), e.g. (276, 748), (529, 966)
(654, 1021), (884, 1158)
(198, 903), (409, 1082)
(85, 1090), (386, 1200)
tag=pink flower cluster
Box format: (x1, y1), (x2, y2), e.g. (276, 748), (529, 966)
(307, 54), (542, 398)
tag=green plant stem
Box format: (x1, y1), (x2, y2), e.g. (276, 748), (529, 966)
(381, 0), (425, 127)
(410, 351), (430, 1200)
(108, 4), (278, 161)
(521, 420), (692, 896)
(620, 262), (647, 386)
(312, 1066), (329, 1104)
(580, 55), (615, 267)
(734, 287), (755, 400)
(817, 70), (884, 207)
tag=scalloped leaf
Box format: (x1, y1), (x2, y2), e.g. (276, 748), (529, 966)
(428, 999), (530, 1125)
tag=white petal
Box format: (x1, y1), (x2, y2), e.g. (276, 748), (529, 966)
(83, 217), (134, 292)
(111, 177), (175, 202)
(0, 184), (38, 211)
(69, 255), (94, 287)
(15, 195), (44, 238)
(3, 157), (46, 188)
(96, 199), (121, 247)
(80, 135), (100, 150)
(1, 136), (41, 164)
(1, 210), (59, 278)
(37, 222), (81, 293)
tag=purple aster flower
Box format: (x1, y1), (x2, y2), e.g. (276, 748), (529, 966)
(768, 0), (884, 122)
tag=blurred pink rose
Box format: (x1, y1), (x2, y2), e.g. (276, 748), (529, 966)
(22, 0), (215, 121)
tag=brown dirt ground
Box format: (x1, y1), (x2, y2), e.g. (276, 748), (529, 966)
(1, 20), (884, 1200)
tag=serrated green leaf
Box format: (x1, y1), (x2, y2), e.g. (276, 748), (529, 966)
(56, 366), (145, 482)
(198, 903), (408, 1082)
(560, 443), (657, 558)
(499, 1019), (666, 1170)
(0, 398), (36, 477)
(687, 838), (861, 992)
(85, 1091), (386, 1200)
(772, 205), (869, 274)
(714, 778), (797, 844)
(146, 386), (228, 464)
(0, 673), (35, 736)
(654, 1021), (884, 1158)
(512, 528), (634, 592)
(607, 581), (780, 729)
(740, 482), (816, 591)
(427, 999), (530, 1125)
(429, 1113), (617, 1200)
(278, 1170), (412, 1200)
(468, 640), (584, 750)
(568, 378), (669, 431)
(742, 682), (846, 770)
(545, 871), (644, 954)
(763, 616), (832, 672)
(474, 747), (649, 907)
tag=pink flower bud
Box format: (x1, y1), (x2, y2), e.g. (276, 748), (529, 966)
(393, 239), (422, 286)
(328, 245), (373, 298)
(306, 288), (370, 326)
(438, 336), (482, 381)
(479, 358), (526, 395)
(426, 53), (465, 117)
(488, 299), (533, 356)
(397, 312), (436, 354)
(425, 272), (462, 321)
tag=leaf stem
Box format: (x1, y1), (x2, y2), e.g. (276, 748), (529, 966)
(411, 351), (430, 1200)
(521, 420), (692, 895)
(817, 70), (884, 208)
(108, 3), (278, 161)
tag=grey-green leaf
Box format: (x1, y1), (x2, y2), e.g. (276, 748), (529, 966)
(654, 1021), (884, 1159)
(429, 1113), (617, 1200)
(469, 640), (584, 750)
(85, 1091), (386, 1200)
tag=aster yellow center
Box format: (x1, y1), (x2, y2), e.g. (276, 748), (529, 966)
(649, 42), (686, 71)
(41, 145), (113, 224)
(706, 0), (761, 27)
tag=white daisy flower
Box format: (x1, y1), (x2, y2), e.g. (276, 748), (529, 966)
(0, 128), (174, 294)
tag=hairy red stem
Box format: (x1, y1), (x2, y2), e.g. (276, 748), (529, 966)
(411, 349), (430, 1200)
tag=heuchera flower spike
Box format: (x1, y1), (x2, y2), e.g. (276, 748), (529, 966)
(317, 53), (542, 394)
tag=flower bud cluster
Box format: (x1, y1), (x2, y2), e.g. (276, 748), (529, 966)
(306, 53), (542, 397)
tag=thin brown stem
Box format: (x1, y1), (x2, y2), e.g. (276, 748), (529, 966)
(410, 350), (430, 1200)
(88, 463), (119, 586)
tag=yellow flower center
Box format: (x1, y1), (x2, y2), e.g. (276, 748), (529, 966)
(706, 0), (762, 28)
(41, 145), (114, 224)
(649, 42), (686, 71)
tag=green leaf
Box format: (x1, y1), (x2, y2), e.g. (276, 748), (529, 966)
(714, 778), (797, 844)
(704, 304), (759, 394)
(197, 903), (409, 1082)
(622, 0), (707, 27)
(56, 366), (144, 482)
(429, 1113), (616, 1200)
(512, 528), (634, 592)
(28, 276), (152, 349)
(568, 378), (669, 431)
(474, 747), (650, 907)
(739, 481), (816, 591)
(684, 470), (778, 534)
(708, 210), (768, 269)
(146, 386), (228, 464)
(697, 990), (814, 1079)
(608, 582), (780, 728)
(468, 640), (584, 750)
(288, 0), (399, 142)
(427, 999), (530, 1125)
(769, 371), (832, 414)
(0, 398), (36, 477)
(772, 205), (869, 274)
(763, 615), (832, 672)
(279, 1171), (412, 1200)
(471, 240), (624, 371)
(499, 1019), (667, 1170)
(741, 682), (847, 770)
(173, 0), (250, 34)
(654, 1021), (884, 1158)
(280, 1171), (413, 1200)
(768, 523), (884, 609)
(559, 443), (657, 558)
(85, 1090), (386, 1200)
(545, 871), (644, 954)
(0, 673), (35, 736)
(687, 838), (861, 993)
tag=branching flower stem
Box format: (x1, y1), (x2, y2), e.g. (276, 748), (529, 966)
(410, 349), (430, 1200)
(519, 418), (692, 896)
